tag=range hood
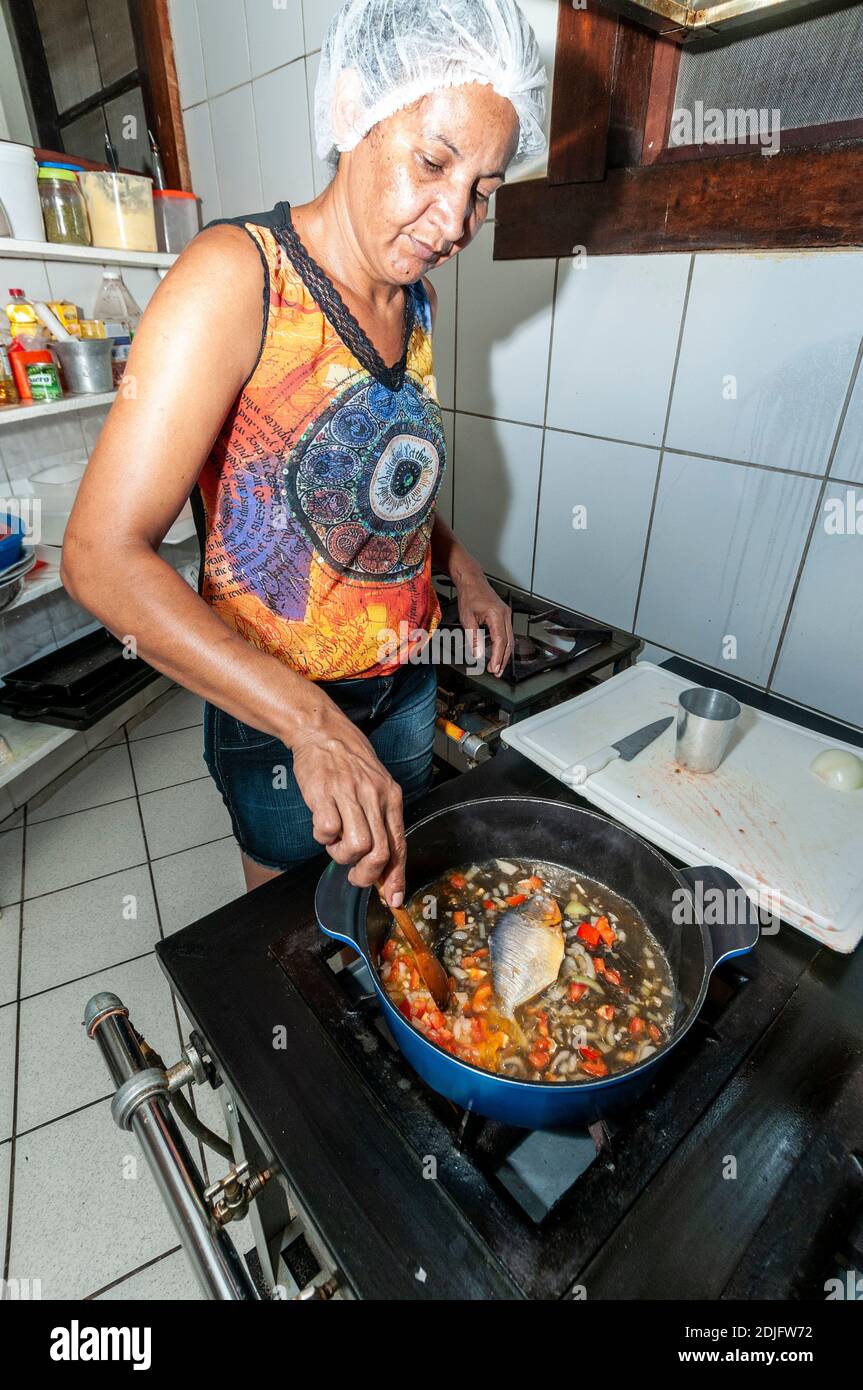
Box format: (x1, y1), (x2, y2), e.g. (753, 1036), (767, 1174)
(599, 0), (839, 40)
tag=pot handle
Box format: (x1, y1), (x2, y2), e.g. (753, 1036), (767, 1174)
(678, 864), (762, 973)
(314, 860), (373, 964)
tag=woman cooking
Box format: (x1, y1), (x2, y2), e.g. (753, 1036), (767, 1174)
(61, 0), (547, 906)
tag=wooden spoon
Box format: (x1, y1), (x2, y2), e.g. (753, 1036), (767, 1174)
(376, 883), (450, 1010)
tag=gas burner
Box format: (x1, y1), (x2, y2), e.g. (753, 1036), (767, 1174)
(513, 635), (542, 662)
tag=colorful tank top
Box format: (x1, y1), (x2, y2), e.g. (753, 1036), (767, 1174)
(192, 201), (446, 681)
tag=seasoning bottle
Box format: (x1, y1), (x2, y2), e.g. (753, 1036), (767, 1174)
(0, 344), (19, 404)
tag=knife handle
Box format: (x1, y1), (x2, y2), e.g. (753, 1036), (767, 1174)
(562, 746), (619, 787)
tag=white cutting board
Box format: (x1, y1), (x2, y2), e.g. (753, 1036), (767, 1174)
(501, 664), (863, 953)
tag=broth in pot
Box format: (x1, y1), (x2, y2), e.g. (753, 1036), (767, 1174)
(379, 858), (678, 1083)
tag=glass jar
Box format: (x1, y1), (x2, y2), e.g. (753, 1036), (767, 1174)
(37, 163), (91, 246)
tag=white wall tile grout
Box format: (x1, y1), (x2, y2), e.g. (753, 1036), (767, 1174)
(631, 255), (696, 633)
(529, 256), (561, 593)
(765, 331), (863, 692)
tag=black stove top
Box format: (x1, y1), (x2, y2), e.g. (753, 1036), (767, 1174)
(432, 578), (638, 714)
(156, 667), (863, 1301)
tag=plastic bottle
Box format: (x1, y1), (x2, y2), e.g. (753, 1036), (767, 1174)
(0, 344), (19, 404)
(6, 288), (38, 338)
(93, 269), (143, 338)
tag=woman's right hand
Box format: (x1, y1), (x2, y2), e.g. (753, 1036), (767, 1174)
(290, 710), (407, 906)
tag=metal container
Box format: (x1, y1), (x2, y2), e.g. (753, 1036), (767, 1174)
(53, 339), (114, 394)
(675, 686), (741, 773)
(316, 796), (759, 1128)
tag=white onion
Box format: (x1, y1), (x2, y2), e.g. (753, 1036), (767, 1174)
(810, 748), (863, 792)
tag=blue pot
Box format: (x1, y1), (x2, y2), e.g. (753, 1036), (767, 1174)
(316, 797), (759, 1129)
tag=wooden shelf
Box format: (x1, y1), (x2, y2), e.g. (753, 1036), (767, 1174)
(0, 236), (177, 269)
(0, 390), (116, 426)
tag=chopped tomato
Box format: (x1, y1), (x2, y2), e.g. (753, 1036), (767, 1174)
(536, 1011), (550, 1037)
(482, 899), (497, 911)
(604, 967), (622, 987)
(471, 1016), (487, 1042)
(412, 999), (427, 1017)
(629, 1016), (646, 1037)
(648, 1023), (663, 1044)
(461, 949), (488, 966)
(580, 1058), (609, 1078)
(427, 1009), (447, 1031)
(505, 893), (527, 907)
(595, 915), (616, 947)
(596, 1004), (616, 1021)
(577, 922), (601, 948)
(452, 910), (467, 928)
(449, 873), (467, 890)
(578, 1045), (601, 1062)
(381, 939), (397, 962)
(399, 998), (412, 1019)
(517, 875), (545, 893)
(593, 955), (607, 976)
(568, 982), (588, 1003)
(528, 1049), (549, 1070)
(472, 982), (493, 1013)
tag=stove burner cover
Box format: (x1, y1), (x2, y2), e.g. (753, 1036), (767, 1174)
(513, 636), (540, 661)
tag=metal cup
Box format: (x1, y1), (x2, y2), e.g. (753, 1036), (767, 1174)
(675, 686), (741, 773)
(53, 339), (114, 394)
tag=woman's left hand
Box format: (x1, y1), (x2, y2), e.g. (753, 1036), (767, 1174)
(455, 563), (513, 678)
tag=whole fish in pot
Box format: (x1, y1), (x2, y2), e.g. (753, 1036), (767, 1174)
(490, 893), (565, 1014)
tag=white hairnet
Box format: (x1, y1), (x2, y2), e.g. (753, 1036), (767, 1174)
(315, 0), (548, 168)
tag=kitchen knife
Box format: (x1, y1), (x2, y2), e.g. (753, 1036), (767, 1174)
(563, 716), (674, 788)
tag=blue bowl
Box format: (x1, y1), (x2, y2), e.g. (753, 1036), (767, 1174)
(0, 513), (24, 573)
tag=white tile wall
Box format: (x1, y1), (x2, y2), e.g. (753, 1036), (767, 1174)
(453, 413), (543, 589)
(533, 432), (659, 630)
(667, 251), (863, 474)
(455, 223), (555, 426)
(168, 0), (206, 109)
(244, 0), (304, 78)
(547, 254), (690, 446)
(252, 62), (315, 210)
(637, 454), (821, 685)
(210, 84), (264, 216)
(771, 482), (863, 727)
(301, 0), (343, 53)
(197, 0), (251, 98)
(182, 102), (221, 223)
(830, 366), (863, 484)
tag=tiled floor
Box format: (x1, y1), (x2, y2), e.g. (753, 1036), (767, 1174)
(0, 685), (250, 1300)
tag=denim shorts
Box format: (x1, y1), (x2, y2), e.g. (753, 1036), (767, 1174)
(202, 663), (438, 872)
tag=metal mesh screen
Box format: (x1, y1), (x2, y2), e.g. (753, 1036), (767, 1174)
(671, 2), (863, 143)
